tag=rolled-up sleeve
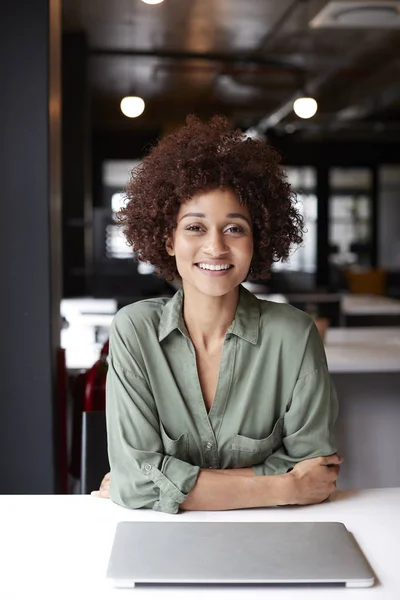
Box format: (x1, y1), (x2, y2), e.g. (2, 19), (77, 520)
(106, 322), (200, 514)
(253, 323), (339, 476)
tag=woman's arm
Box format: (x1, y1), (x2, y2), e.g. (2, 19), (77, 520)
(210, 468), (256, 477)
(181, 471), (288, 511)
(90, 468), (255, 498)
(106, 356), (201, 514)
(93, 454), (342, 508)
(181, 454), (342, 511)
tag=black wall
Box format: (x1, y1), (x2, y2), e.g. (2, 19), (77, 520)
(0, 0), (62, 493)
(62, 32), (92, 297)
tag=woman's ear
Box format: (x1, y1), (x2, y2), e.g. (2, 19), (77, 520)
(165, 236), (175, 257)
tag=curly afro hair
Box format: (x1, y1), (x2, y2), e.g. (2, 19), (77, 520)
(118, 115), (304, 281)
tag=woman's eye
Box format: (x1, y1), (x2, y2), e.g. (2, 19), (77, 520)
(225, 226), (244, 234)
(185, 224), (245, 234)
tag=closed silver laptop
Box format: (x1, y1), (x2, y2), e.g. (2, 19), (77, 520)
(106, 521), (374, 588)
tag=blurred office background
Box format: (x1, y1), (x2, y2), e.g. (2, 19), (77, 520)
(1, 0), (400, 494)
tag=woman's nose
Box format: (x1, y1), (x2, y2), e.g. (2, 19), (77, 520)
(202, 233), (229, 257)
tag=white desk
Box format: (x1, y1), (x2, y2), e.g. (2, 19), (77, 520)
(322, 328), (400, 489)
(341, 295), (400, 316)
(325, 327), (400, 373)
(340, 295), (400, 327)
(1, 490), (399, 599)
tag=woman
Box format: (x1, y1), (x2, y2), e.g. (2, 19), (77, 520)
(93, 116), (342, 513)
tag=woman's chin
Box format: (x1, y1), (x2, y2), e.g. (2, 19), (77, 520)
(181, 273), (243, 297)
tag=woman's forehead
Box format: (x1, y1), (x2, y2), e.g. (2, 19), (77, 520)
(179, 188), (249, 216)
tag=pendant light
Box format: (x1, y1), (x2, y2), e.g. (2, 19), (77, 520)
(120, 96), (145, 118)
(293, 97), (318, 119)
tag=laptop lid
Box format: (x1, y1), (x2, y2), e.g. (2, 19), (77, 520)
(106, 521), (374, 588)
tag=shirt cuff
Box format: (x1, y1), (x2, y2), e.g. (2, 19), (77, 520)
(142, 456), (200, 514)
(252, 447), (339, 477)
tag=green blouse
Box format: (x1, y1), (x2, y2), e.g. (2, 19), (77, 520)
(106, 285), (338, 514)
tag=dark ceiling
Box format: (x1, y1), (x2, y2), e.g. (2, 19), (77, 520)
(62, 0), (400, 139)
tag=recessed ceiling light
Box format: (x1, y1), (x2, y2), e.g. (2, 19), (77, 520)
(120, 96), (145, 118)
(293, 97), (318, 119)
(141, 0), (164, 5)
(310, 1), (400, 29)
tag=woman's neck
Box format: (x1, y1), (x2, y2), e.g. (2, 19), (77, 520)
(182, 285), (240, 352)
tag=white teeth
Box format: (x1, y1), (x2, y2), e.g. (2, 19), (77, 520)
(197, 263), (231, 271)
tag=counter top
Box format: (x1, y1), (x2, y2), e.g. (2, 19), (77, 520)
(325, 327), (400, 373)
(341, 294), (400, 315)
(1, 489), (399, 599)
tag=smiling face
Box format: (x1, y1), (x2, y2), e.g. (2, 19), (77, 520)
(166, 188), (253, 298)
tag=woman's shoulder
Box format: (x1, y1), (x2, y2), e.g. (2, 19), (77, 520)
(257, 297), (314, 336)
(256, 298), (326, 369)
(111, 296), (171, 335)
(108, 298), (172, 376)
(258, 300), (312, 329)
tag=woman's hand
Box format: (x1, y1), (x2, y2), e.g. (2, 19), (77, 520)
(286, 454), (343, 505)
(91, 472), (110, 498)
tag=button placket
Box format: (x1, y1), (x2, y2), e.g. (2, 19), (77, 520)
(203, 440), (219, 469)
(203, 441), (211, 467)
(208, 334), (237, 441)
(184, 336), (219, 467)
(201, 334), (236, 469)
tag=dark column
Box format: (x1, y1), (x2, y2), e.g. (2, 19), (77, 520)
(371, 166), (378, 268)
(316, 165), (330, 288)
(0, 0), (62, 492)
(62, 32), (92, 297)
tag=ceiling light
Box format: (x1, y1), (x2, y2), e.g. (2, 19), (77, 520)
(293, 97), (318, 119)
(120, 96), (145, 118)
(310, 1), (400, 29)
(141, 0), (164, 4)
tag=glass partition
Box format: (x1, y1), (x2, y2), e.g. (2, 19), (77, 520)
(328, 167), (373, 268)
(273, 166), (317, 273)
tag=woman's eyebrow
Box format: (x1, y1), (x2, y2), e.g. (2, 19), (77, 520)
(179, 212), (205, 221)
(226, 213), (251, 226)
(179, 212), (251, 226)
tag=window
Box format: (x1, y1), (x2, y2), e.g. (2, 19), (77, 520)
(328, 168), (372, 267)
(101, 160), (141, 261)
(273, 167), (317, 273)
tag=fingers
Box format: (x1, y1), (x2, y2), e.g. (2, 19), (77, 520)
(91, 489), (110, 499)
(320, 454), (343, 466)
(101, 472), (110, 486)
(92, 472), (111, 498)
(325, 465), (340, 480)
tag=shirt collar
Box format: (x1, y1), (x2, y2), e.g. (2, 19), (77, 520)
(158, 285), (260, 345)
(158, 288), (188, 342)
